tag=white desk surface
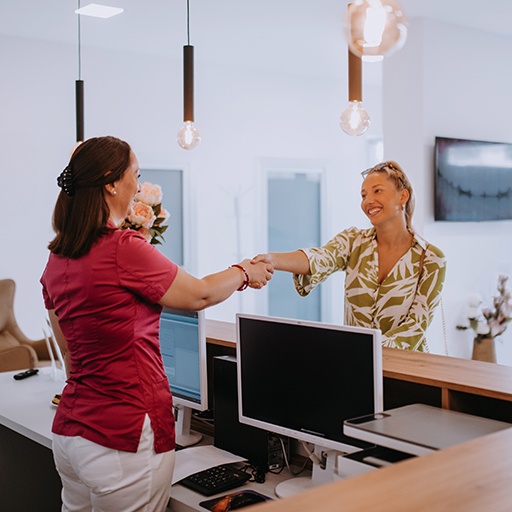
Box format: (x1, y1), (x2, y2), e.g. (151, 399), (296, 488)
(7, 367), (511, 512)
(0, 368), (65, 448)
(0, 368), (293, 512)
(170, 464), (301, 512)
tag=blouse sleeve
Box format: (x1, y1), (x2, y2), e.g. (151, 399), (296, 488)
(116, 230), (179, 304)
(383, 244), (447, 351)
(293, 227), (361, 297)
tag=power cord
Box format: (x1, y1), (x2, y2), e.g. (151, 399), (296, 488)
(300, 441), (323, 466)
(239, 464), (266, 484)
(268, 436), (309, 477)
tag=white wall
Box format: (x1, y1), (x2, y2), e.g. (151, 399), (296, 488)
(0, 32), (377, 340)
(4, 15), (512, 367)
(383, 19), (512, 364)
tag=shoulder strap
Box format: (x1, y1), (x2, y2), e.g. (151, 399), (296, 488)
(418, 247), (426, 278)
(414, 245), (427, 298)
(415, 245), (448, 355)
(416, 245), (428, 292)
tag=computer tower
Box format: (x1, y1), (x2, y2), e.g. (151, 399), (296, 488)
(213, 355), (279, 473)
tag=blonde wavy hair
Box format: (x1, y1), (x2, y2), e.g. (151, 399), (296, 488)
(361, 160), (415, 233)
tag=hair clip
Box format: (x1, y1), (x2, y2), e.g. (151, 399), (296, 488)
(57, 166), (75, 196)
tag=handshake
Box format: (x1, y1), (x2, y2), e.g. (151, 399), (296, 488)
(236, 253), (275, 290)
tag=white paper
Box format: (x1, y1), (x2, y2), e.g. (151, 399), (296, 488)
(172, 445), (247, 485)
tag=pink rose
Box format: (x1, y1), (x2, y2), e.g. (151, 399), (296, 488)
(127, 201), (156, 229)
(157, 207), (170, 223)
(135, 182), (163, 206)
(138, 227), (152, 242)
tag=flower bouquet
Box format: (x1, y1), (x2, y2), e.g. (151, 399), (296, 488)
(457, 274), (512, 362)
(122, 182), (169, 245)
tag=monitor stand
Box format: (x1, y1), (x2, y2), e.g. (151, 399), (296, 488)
(174, 404), (203, 447)
(275, 446), (339, 498)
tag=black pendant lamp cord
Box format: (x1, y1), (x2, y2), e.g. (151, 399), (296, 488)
(183, 0), (194, 123)
(77, 0), (82, 80)
(186, 0), (190, 45)
(75, 0), (84, 142)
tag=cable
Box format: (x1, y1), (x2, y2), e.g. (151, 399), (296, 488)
(238, 463), (266, 484)
(300, 441), (322, 466)
(441, 296), (449, 356)
(268, 436), (309, 477)
(77, 0), (81, 80)
(186, 0), (190, 45)
(191, 413), (214, 427)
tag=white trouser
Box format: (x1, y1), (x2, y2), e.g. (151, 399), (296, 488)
(52, 415), (175, 512)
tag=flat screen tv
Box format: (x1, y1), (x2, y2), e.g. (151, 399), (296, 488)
(434, 136), (512, 221)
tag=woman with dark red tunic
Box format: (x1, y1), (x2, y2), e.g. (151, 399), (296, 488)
(40, 136), (273, 512)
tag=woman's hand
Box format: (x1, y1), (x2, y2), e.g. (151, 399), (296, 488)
(251, 250), (311, 275)
(236, 258), (273, 289)
(158, 258), (274, 311)
(251, 253), (274, 266)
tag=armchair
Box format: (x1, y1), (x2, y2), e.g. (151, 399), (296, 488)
(0, 279), (52, 372)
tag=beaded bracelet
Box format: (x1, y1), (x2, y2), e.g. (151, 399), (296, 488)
(230, 264), (249, 291)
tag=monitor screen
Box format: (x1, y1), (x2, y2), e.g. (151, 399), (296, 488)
(434, 136), (512, 221)
(237, 314), (383, 455)
(160, 307), (207, 411)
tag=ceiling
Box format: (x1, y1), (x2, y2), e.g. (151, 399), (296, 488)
(0, 1), (511, 79)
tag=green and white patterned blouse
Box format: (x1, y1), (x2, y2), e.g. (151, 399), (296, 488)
(293, 227), (447, 352)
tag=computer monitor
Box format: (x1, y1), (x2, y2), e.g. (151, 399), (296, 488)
(236, 313), (383, 497)
(160, 307), (207, 447)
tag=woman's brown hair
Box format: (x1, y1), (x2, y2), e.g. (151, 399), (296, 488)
(362, 160), (415, 233)
(48, 136), (132, 259)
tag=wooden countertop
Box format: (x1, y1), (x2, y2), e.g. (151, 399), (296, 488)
(249, 427), (512, 512)
(383, 347), (512, 401)
(205, 319), (512, 402)
(206, 319), (236, 347)
(204, 319), (512, 511)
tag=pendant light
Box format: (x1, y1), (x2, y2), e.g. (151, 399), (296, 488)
(177, 0), (201, 150)
(75, 0), (84, 143)
(340, 47), (370, 136)
(344, 0), (408, 59)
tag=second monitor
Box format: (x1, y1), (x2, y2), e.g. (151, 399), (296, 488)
(160, 307), (207, 447)
(236, 313), (383, 497)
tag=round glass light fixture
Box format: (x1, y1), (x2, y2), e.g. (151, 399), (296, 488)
(340, 101), (371, 136)
(177, 121), (201, 150)
(345, 0), (408, 58)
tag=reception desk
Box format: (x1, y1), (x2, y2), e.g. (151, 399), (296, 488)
(206, 319), (512, 422)
(2, 321), (512, 511)
(247, 427), (512, 512)
(205, 319), (512, 512)
(0, 368), (65, 510)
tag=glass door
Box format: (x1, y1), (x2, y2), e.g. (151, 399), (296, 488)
(267, 171), (323, 321)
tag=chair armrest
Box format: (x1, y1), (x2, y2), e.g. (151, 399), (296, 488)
(22, 338), (52, 362)
(0, 345), (38, 372)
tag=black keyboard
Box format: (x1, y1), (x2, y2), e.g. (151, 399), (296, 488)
(178, 464), (251, 496)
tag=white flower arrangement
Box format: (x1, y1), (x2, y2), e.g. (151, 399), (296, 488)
(122, 182), (169, 245)
(457, 274), (512, 342)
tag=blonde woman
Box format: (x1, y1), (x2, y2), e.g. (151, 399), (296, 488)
(253, 161), (446, 352)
